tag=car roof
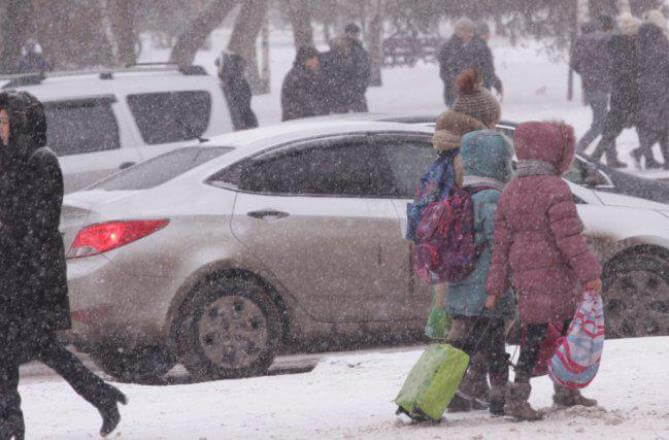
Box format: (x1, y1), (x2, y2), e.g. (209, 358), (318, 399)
(0, 65), (215, 101)
(199, 120), (435, 151)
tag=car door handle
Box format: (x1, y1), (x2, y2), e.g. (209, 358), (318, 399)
(247, 210), (290, 220)
(119, 161), (136, 170)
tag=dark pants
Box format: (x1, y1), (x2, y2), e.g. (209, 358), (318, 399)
(636, 127), (669, 165)
(514, 321), (570, 383)
(0, 332), (110, 436)
(447, 316), (509, 387)
(577, 92), (609, 153)
(589, 107), (633, 163)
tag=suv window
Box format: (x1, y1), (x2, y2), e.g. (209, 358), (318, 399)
(44, 99), (120, 156)
(237, 141), (395, 197)
(92, 147), (232, 191)
(127, 91), (211, 145)
(380, 138), (436, 198)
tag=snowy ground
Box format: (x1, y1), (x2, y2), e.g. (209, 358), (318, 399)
(19, 337), (669, 439)
(14, 30), (667, 439)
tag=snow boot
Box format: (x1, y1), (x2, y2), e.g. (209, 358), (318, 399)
(97, 385), (127, 437)
(489, 384), (506, 416)
(447, 392), (472, 413)
(504, 382), (543, 421)
(0, 413), (24, 440)
(552, 383), (597, 408)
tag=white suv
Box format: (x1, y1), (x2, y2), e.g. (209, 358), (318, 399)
(0, 64), (232, 192)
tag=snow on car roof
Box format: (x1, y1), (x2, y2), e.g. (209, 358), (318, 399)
(199, 120), (435, 150)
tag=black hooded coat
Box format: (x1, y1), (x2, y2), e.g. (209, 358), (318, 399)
(0, 90), (70, 338)
(281, 47), (326, 121)
(637, 23), (669, 132)
(220, 53), (258, 131)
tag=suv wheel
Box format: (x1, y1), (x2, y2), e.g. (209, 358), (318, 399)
(603, 252), (669, 338)
(91, 345), (175, 383)
(177, 276), (281, 380)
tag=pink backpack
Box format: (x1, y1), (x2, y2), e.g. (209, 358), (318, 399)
(412, 187), (493, 285)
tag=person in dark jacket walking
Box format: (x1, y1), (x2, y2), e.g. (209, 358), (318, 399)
(588, 13), (642, 168)
(0, 91), (126, 440)
(281, 46), (326, 121)
(632, 22), (669, 169)
(218, 52), (258, 131)
(438, 18), (476, 107)
(571, 16), (614, 154)
(321, 25), (371, 114)
(472, 22), (503, 98)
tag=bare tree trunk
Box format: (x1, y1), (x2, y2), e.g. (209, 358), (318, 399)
(259, 13), (271, 94)
(366, 0), (384, 86)
(169, 0), (237, 67)
(107, 0), (138, 66)
(288, 0), (314, 48)
(228, 0), (267, 92)
(0, 0), (35, 73)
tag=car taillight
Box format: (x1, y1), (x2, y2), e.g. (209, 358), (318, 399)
(67, 219), (169, 259)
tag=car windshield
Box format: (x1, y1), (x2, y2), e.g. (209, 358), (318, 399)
(90, 147), (232, 191)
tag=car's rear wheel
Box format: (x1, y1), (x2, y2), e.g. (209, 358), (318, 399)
(177, 276), (281, 380)
(91, 345), (175, 383)
(603, 252), (669, 338)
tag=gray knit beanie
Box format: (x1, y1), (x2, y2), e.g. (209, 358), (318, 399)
(453, 68), (501, 128)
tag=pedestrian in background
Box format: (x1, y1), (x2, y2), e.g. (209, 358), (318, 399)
(0, 91), (126, 439)
(321, 24), (371, 114)
(438, 18), (476, 107)
(217, 51), (258, 131)
(633, 20), (669, 169)
(472, 22), (503, 99)
(281, 46), (327, 121)
(588, 13), (642, 168)
(571, 15), (614, 154)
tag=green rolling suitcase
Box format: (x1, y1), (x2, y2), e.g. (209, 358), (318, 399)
(394, 343), (470, 422)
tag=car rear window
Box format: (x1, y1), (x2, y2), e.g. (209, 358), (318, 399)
(127, 91), (211, 145)
(91, 147), (232, 191)
(45, 99), (120, 156)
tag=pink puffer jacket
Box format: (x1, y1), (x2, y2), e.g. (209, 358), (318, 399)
(486, 122), (602, 324)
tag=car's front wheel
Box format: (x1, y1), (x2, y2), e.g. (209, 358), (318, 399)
(177, 276), (282, 380)
(603, 252), (669, 338)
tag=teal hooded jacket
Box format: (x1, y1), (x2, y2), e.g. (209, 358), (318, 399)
(446, 129), (515, 319)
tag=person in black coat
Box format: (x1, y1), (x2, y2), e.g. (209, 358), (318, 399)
(632, 23), (669, 169)
(472, 22), (503, 98)
(218, 52), (258, 131)
(281, 46), (327, 121)
(438, 18), (476, 107)
(588, 14), (641, 168)
(321, 26), (371, 114)
(0, 91), (126, 439)
(571, 17), (614, 153)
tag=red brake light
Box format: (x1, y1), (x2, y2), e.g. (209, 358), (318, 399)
(67, 219), (169, 259)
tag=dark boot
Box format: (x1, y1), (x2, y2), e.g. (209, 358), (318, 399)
(97, 385), (127, 437)
(454, 352), (489, 411)
(553, 383), (597, 407)
(447, 392), (472, 413)
(504, 382), (543, 421)
(0, 414), (24, 440)
(489, 384), (506, 416)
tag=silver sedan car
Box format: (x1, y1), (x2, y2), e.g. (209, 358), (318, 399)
(62, 120), (669, 381)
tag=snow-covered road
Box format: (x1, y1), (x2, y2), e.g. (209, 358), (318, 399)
(18, 337), (669, 439)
